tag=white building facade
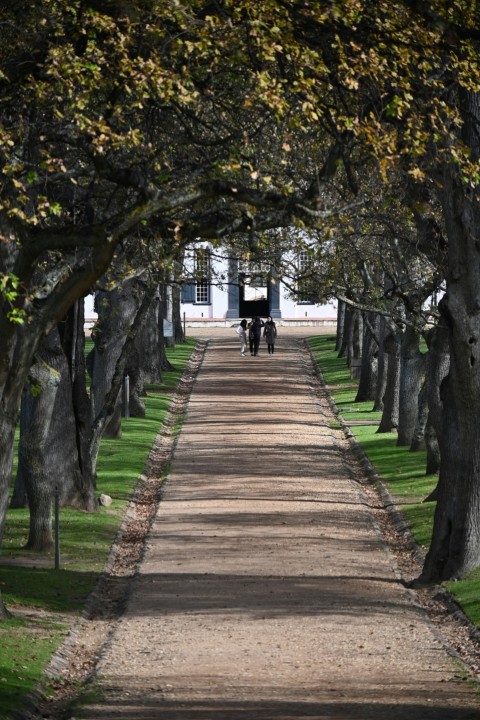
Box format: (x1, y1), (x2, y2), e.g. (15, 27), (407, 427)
(180, 243), (337, 327)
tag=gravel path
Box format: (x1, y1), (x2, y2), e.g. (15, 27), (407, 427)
(71, 332), (480, 719)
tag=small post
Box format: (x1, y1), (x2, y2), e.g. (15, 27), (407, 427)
(122, 374), (130, 418)
(53, 485), (60, 570)
(183, 311), (186, 340)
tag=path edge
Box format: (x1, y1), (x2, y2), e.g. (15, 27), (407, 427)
(9, 339), (209, 720)
(302, 337), (480, 681)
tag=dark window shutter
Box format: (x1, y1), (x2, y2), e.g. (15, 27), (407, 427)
(181, 283), (195, 303)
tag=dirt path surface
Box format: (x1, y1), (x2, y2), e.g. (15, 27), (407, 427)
(74, 331), (480, 720)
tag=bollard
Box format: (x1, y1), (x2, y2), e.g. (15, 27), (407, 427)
(53, 485), (60, 570)
(122, 374), (130, 418)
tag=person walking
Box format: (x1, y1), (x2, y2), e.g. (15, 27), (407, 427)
(247, 319), (255, 355)
(236, 318), (248, 356)
(250, 316), (264, 356)
(263, 315), (277, 355)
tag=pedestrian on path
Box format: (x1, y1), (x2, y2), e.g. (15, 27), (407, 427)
(263, 315), (277, 355)
(236, 318), (248, 356)
(249, 316), (264, 356)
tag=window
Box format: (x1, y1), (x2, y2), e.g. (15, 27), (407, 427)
(239, 259), (269, 274)
(196, 279), (210, 303)
(195, 248), (211, 304)
(296, 250), (314, 304)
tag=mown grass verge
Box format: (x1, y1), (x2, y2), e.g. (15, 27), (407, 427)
(307, 334), (480, 631)
(0, 338), (197, 719)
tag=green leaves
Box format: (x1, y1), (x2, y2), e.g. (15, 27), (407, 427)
(0, 274), (25, 325)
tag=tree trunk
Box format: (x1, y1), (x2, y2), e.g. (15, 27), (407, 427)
(60, 300), (98, 502)
(20, 353), (61, 551)
(126, 286), (163, 417)
(419, 116), (480, 581)
(352, 310), (363, 361)
(337, 304), (352, 359)
(12, 302), (98, 515)
(423, 324), (450, 477)
(397, 325), (425, 446)
(90, 285), (142, 439)
(377, 326), (400, 433)
(355, 313), (378, 403)
(173, 280), (185, 343)
(159, 285), (175, 372)
(373, 315), (388, 412)
(89, 279), (153, 474)
(0, 412), (16, 617)
(424, 417), (440, 476)
(335, 299), (345, 352)
(163, 280), (175, 349)
(410, 381), (428, 452)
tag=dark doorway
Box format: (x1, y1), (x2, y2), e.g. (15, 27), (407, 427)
(239, 273), (270, 318)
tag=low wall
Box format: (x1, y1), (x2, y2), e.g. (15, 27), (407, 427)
(184, 317), (337, 328)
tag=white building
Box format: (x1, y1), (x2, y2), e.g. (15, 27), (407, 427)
(180, 243), (337, 327)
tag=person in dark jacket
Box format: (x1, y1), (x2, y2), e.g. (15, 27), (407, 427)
(263, 315), (277, 355)
(247, 319), (255, 355)
(249, 316), (264, 356)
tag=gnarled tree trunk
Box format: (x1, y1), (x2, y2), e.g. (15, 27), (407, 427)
(397, 325), (425, 446)
(373, 315), (388, 412)
(19, 349), (61, 551)
(337, 304), (352, 359)
(335, 299), (346, 352)
(423, 324), (450, 478)
(410, 380), (428, 452)
(12, 303), (97, 517)
(419, 101), (480, 581)
(377, 325), (401, 433)
(126, 286), (162, 417)
(89, 278), (154, 475)
(355, 312), (378, 403)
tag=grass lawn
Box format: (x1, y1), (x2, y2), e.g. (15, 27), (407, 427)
(307, 334), (480, 631)
(0, 338), (197, 719)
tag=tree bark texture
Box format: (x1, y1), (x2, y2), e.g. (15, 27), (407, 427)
(20, 353), (60, 551)
(424, 418), (440, 477)
(351, 310), (363, 364)
(397, 325), (425, 446)
(335, 299), (346, 352)
(355, 313), (378, 403)
(409, 381), (427, 453)
(126, 285), (163, 417)
(423, 324), (450, 476)
(376, 326), (400, 433)
(89, 280), (153, 475)
(173, 281), (185, 343)
(420, 117), (480, 581)
(13, 304), (98, 521)
(373, 315), (388, 412)
(337, 304), (352, 359)
(90, 286), (138, 438)
(59, 300), (98, 503)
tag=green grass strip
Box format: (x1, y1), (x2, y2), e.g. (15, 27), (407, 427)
(307, 334), (480, 630)
(0, 338), (197, 718)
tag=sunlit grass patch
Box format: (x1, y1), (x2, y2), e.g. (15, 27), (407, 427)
(0, 615), (66, 717)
